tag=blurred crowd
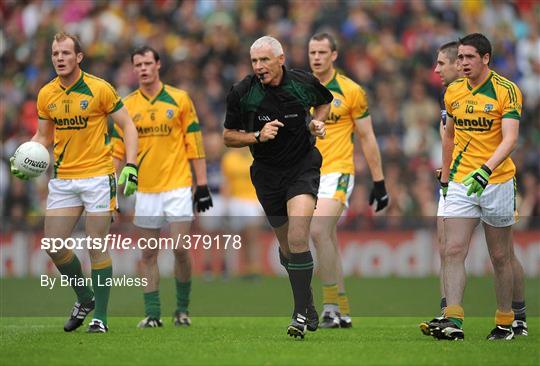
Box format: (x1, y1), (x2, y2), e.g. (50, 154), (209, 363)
(1, 0), (539, 230)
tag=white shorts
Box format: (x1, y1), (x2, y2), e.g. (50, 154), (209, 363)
(444, 178), (517, 227)
(227, 198), (264, 231)
(197, 194), (226, 231)
(134, 187), (193, 229)
(47, 174), (116, 212)
(437, 190), (445, 217)
(317, 173), (355, 207)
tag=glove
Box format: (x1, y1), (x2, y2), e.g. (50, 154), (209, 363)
(194, 185), (213, 212)
(118, 163), (138, 196)
(9, 157), (30, 180)
(369, 180), (389, 212)
(463, 164), (492, 197)
(441, 181), (448, 199)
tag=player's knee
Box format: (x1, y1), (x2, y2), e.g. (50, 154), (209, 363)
(489, 249), (511, 269)
(443, 241), (467, 261)
(288, 232), (309, 251)
(173, 248), (190, 263)
(310, 225), (330, 247)
(141, 248), (159, 264)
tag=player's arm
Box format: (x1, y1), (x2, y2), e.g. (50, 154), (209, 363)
(440, 116), (455, 196)
(31, 118), (55, 147)
(10, 118), (54, 180)
(110, 107), (138, 196)
(484, 118), (519, 172)
(354, 115), (388, 211)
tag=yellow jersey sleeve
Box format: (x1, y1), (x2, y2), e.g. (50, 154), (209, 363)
(180, 93), (205, 159)
(37, 85), (52, 120)
(351, 84), (369, 120)
(99, 80), (124, 114)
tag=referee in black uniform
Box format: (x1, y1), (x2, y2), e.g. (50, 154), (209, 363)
(223, 36), (333, 339)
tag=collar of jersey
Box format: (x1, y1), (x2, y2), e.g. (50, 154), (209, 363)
(59, 70), (84, 94)
(324, 70), (344, 96)
(139, 83), (165, 104)
(467, 70), (493, 95)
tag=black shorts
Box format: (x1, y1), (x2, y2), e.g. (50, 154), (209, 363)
(250, 147), (322, 228)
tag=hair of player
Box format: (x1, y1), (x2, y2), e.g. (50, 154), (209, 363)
(310, 32), (338, 52)
(53, 32), (83, 54)
(438, 41), (458, 63)
(459, 33), (492, 64)
(250, 36), (284, 57)
(130, 45), (160, 63)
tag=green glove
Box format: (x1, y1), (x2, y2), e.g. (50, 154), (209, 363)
(9, 157), (30, 180)
(118, 163), (138, 196)
(462, 164), (492, 197)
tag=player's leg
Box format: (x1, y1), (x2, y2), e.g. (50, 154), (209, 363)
(310, 198), (342, 328)
(133, 191), (166, 327)
(484, 223), (515, 340)
(85, 211), (113, 333)
(334, 227), (352, 328)
(137, 227), (162, 328)
(44, 206), (95, 332)
(420, 215), (446, 335)
(80, 174), (117, 333)
(171, 220), (193, 326)
(511, 251), (528, 335)
(481, 178), (518, 340)
(432, 217), (477, 340)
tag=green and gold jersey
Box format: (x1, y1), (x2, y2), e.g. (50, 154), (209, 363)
(445, 70), (522, 183)
(315, 72), (369, 175)
(113, 84), (205, 193)
(37, 70), (123, 179)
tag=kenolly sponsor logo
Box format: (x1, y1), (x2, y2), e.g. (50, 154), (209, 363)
(137, 123), (172, 137)
(53, 116), (88, 129)
(454, 116), (494, 131)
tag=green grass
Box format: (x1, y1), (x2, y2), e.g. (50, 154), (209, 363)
(1, 317), (538, 365)
(1, 277), (539, 365)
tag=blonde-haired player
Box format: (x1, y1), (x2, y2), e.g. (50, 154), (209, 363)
(113, 46), (210, 328)
(308, 32), (388, 328)
(10, 32), (139, 333)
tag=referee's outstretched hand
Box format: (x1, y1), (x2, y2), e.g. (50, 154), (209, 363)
(260, 120), (284, 142)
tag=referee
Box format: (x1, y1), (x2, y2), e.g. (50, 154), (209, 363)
(223, 36), (332, 339)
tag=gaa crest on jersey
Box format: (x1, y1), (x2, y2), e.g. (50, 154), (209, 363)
(80, 100), (88, 110)
(451, 101), (460, 110)
(333, 99), (342, 107)
(166, 109), (174, 119)
(484, 104), (493, 113)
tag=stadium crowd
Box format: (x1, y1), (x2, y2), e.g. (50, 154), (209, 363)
(1, 0), (539, 230)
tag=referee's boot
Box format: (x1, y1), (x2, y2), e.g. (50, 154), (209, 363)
(64, 297), (95, 332)
(287, 313), (307, 339)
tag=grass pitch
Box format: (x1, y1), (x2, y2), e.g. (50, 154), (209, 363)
(1, 277), (538, 365)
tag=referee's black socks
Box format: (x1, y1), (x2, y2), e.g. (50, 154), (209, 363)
(287, 251), (314, 317)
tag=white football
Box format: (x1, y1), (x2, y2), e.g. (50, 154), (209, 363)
(13, 141), (50, 178)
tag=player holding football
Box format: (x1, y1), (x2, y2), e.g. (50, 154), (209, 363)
(421, 41), (529, 339)
(10, 32), (139, 333)
(113, 46), (211, 328)
(308, 32), (388, 328)
(435, 33), (525, 340)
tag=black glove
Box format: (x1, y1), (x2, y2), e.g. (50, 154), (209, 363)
(369, 180), (389, 212)
(194, 185), (213, 212)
